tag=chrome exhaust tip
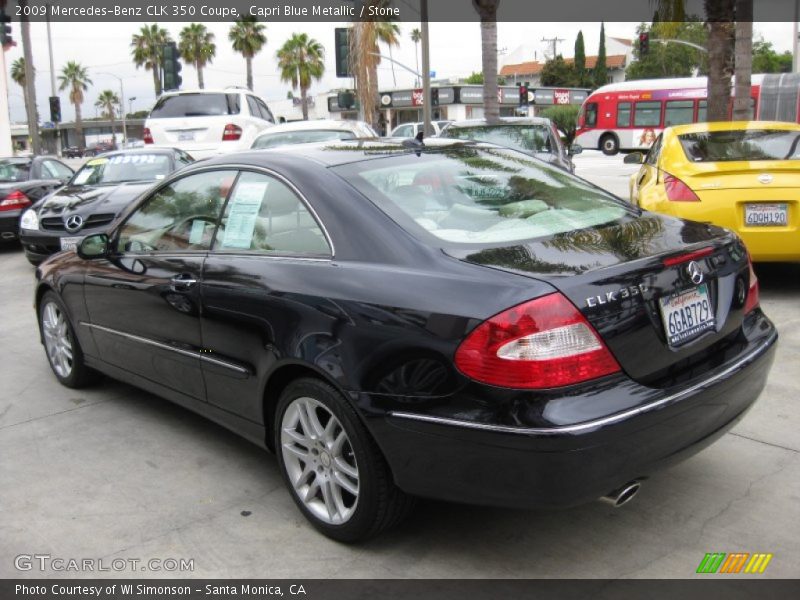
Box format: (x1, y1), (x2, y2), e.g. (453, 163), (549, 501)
(600, 481), (641, 508)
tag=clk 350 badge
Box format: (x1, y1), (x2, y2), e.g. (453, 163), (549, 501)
(586, 284), (648, 308)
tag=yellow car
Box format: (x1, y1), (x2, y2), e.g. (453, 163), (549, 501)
(627, 121), (800, 262)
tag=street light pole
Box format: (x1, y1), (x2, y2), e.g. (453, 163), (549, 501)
(421, 0), (432, 137)
(46, 3), (60, 156)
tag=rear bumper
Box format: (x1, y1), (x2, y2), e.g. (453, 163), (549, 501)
(367, 315), (777, 509)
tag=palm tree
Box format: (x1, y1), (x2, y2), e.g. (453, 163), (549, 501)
(10, 58), (31, 123)
(276, 33), (325, 121)
(704, 0), (735, 121)
(229, 15), (267, 91)
(58, 61), (92, 149)
(733, 0), (753, 120)
(179, 23), (216, 89)
(376, 21), (400, 87)
(131, 24), (171, 97)
(473, 0), (500, 124)
(410, 28), (421, 86)
(95, 90), (120, 148)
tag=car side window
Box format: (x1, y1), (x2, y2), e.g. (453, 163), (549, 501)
(117, 170), (238, 253)
(246, 96), (261, 119)
(645, 134), (663, 166)
(213, 171), (331, 257)
(43, 160), (73, 180)
(256, 98), (274, 123)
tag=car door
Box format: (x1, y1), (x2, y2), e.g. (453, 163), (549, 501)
(199, 169), (334, 422)
(82, 168), (237, 399)
(631, 133), (663, 206)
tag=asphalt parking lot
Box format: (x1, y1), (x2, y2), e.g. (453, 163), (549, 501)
(1, 150), (798, 578)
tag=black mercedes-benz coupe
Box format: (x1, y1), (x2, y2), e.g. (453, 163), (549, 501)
(20, 147), (194, 265)
(34, 139), (777, 542)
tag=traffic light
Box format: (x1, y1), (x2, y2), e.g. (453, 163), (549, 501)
(334, 28), (351, 78)
(639, 32), (650, 56)
(519, 83), (529, 107)
(431, 88), (439, 107)
(0, 8), (12, 48)
(162, 42), (183, 91)
(337, 90), (355, 109)
(49, 97), (62, 123)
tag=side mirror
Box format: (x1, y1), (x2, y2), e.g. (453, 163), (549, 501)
(568, 144), (583, 156)
(624, 152), (645, 165)
(77, 233), (109, 260)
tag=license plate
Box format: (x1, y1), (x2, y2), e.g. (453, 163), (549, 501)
(60, 236), (82, 251)
(177, 131), (195, 141)
(659, 284), (715, 347)
(745, 203), (788, 226)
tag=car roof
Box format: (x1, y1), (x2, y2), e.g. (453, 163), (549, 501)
(200, 138), (482, 168)
(667, 121), (800, 135)
(99, 148), (178, 157)
(159, 87), (258, 96)
(447, 117), (552, 128)
(258, 120), (369, 135)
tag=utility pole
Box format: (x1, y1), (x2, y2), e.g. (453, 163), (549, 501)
(20, 0), (41, 155)
(794, 0), (799, 73)
(421, 0), (432, 137)
(541, 36), (565, 60)
(0, 44), (12, 156)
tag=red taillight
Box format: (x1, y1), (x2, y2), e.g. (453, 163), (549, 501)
(222, 124), (242, 141)
(744, 256), (759, 314)
(663, 173), (700, 202)
(143, 128), (154, 144)
(0, 190), (31, 211)
(454, 293), (621, 389)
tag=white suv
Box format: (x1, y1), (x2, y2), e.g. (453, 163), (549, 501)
(144, 88), (275, 159)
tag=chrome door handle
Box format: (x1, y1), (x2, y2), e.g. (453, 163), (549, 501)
(170, 274), (197, 290)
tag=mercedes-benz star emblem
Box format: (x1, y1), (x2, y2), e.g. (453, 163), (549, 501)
(686, 260), (704, 285)
(65, 215), (84, 233)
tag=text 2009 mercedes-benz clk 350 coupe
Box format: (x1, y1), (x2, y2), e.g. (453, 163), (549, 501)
(34, 139), (777, 541)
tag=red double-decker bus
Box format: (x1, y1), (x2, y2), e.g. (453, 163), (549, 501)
(576, 73), (800, 155)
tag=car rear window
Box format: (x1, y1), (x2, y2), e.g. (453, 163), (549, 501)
(252, 130), (357, 149)
(679, 129), (800, 162)
(150, 93), (241, 118)
(0, 159), (30, 182)
(334, 146), (628, 245)
(443, 125), (553, 154)
(71, 154), (172, 185)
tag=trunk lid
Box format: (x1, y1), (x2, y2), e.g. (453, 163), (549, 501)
(447, 213), (752, 386)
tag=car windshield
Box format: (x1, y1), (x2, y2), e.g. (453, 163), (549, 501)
(334, 146), (628, 245)
(252, 129), (356, 149)
(71, 154), (172, 185)
(443, 124), (554, 154)
(150, 93), (241, 118)
(679, 129), (800, 161)
(0, 159), (31, 182)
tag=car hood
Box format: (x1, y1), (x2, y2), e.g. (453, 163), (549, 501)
(36, 181), (154, 216)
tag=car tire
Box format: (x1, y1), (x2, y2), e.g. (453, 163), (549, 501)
(275, 377), (414, 542)
(38, 291), (98, 389)
(600, 134), (619, 156)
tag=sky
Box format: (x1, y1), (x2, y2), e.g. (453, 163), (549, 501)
(2, 20), (796, 123)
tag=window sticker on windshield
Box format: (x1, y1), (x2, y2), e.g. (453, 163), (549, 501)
(86, 158), (108, 166)
(189, 219), (207, 245)
(109, 155), (157, 165)
(221, 181), (268, 249)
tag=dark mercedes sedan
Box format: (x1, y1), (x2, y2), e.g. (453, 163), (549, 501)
(0, 156), (74, 243)
(20, 147), (194, 265)
(34, 139), (777, 542)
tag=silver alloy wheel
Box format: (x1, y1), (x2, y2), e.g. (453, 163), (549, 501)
(41, 301), (74, 378)
(281, 396), (360, 525)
